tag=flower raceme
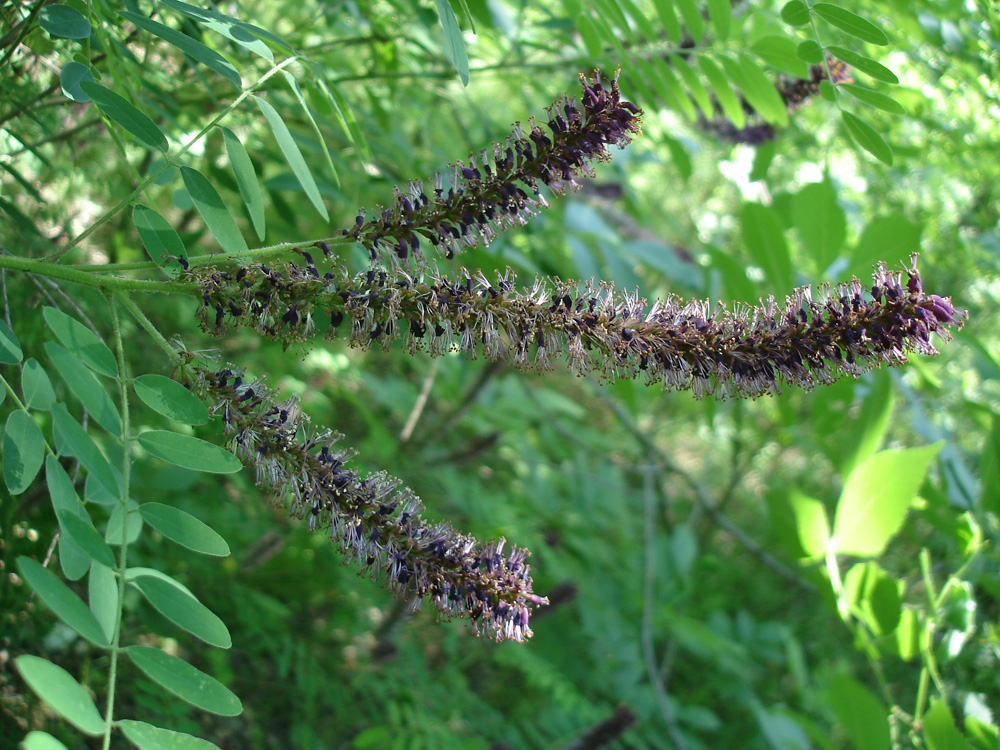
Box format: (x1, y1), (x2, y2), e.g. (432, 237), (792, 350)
(339, 70), (642, 268)
(187, 365), (546, 642)
(193, 254), (963, 400)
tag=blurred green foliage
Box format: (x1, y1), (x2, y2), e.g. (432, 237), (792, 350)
(1, 0), (998, 748)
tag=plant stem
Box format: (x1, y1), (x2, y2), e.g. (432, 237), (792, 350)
(101, 292), (133, 749)
(0, 254), (197, 294)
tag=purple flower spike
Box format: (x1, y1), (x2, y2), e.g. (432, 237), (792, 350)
(342, 71), (642, 268)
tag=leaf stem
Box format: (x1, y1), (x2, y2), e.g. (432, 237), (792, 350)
(49, 56), (299, 263)
(101, 292), (133, 749)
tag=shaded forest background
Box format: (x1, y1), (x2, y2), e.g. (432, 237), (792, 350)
(1, 0), (999, 748)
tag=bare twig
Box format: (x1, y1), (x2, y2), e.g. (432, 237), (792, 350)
(400, 359), (438, 442)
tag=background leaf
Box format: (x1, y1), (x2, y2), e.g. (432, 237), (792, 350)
(22, 731), (70, 750)
(830, 443), (943, 557)
(825, 673), (890, 750)
(791, 179), (846, 272)
(740, 202), (792, 292)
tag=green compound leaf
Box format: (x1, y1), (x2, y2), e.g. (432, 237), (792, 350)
(653, 58), (697, 120)
(132, 575), (232, 647)
(922, 698), (976, 750)
(651, 0), (682, 43)
(181, 166), (249, 255)
(674, 0), (704, 42)
(15, 656), (105, 736)
(789, 491), (830, 559)
(126, 567), (193, 596)
(751, 35), (809, 78)
(575, 12), (602, 56)
(841, 83), (907, 115)
(89, 561), (119, 644)
(133, 204), (189, 279)
(39, 5), (92, 39)
(813, 3), (889, 45)
(139, 502), (230, 556)
(160, 0), (275, 61)
(740, 202), (792, 293)
(221, 127), (266, 241)
(133, 374), (208, 425)
(699, 56), (745, 129)
(780, 0), (810, 26)
(46, 456), (92, 581)
(3, 410), (45, 495)
(42, 307), (117, 378)
(118, 720), (222, 750)
(827, 46), (899, 84)
(435, 0), (470, 86)
(57, 509), (115, 568)
(23, 731), (70, 750)
(51, 403), (119, 498)
(726, 53), (789, 126)
(138, 430), (242, 474)
(106, 499), (144, 545)
(120, 11), (241, 88)
(16, 557), (110, 648)
(673, 58), (713, 117)
(254, 96), (329, 221)
(791, 179), (846, 271)
(842, 110), (894, 165)
(44, 342), (121, 434)
(796, 40), (823, 64)
(127, 646), (242, 715)
(826, 673), (890, 750)
(80, 82), (169, 153)
(849, 213), (922, 278)
(60, 62), (96, 103)
(282, 71), (340, 189)
(23, 358), (56, 410)
(706, 0), (730, 41)
(0, 318), (23, 363)
(830, 443), (942, 557)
